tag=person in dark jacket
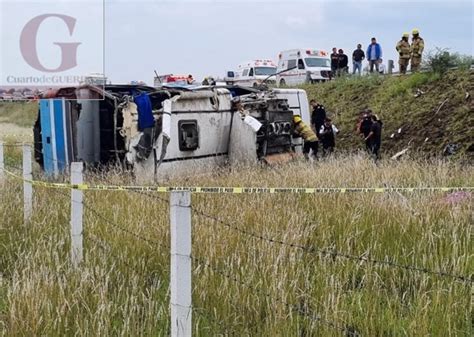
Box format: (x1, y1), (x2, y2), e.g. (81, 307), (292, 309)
(357, 110), (373, 152)
(352, 44), (365, 75)
(337, 49), (349, 76)
(310, 99), (327, 139)
(330, 47), (338, 78)
(319, 118), (340, 155)
(365, 115), (383, 160)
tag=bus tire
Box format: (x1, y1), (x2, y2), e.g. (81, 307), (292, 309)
(280, 79), (286, 86)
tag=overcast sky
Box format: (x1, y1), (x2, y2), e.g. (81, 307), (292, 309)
(1, 0), (473, 85)
(103, 0), (473, 83)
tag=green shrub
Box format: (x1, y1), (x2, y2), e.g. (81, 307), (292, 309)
(425, 48), (474, 74)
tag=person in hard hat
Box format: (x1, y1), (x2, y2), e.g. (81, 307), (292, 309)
(292, 115), (319, 160)
(410, 29), (425, 72)
(396, 33), (411, 74)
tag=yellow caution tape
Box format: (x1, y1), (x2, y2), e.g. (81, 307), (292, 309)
(2, 169), (473, 194)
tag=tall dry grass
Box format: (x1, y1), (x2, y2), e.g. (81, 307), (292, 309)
(0, 156), (473, 336)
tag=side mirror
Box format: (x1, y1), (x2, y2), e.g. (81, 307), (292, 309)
(227, 71), (235, 78)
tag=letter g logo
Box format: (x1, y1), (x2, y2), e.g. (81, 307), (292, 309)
(20, 14), (81, 73)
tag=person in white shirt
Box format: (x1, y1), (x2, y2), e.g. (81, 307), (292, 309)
(378, 59), (386, 74)
(319, 118), (340, 155)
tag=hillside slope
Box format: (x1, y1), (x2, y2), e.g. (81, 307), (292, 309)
(301, 69), (474, 159)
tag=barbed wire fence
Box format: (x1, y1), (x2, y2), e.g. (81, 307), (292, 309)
(0, 143), (472, 337)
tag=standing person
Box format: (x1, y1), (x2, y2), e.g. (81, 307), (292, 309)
(364, 115), (383, 160)
(410, 28), (425, 72)
(352, 44), (365, 75)
(366, 37), (382, 73)
(357, 110), (373, 153)
(310, 99), (327, 139)
(330, 47), (339, 78)
(319, 118), (340, 155)
(293, 115), (319, 160)
(337, 49), (349, 76)
(396, 32), (411, 74)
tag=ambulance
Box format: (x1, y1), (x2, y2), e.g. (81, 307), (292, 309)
(225, 59), (277, 87)
(276, 49), (332, 86)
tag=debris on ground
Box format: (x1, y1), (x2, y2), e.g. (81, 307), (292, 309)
(434, 98), (448, 115)
(414, 89), (425, 98)
(443, 143), (460, 156)
(391, 148), (409, 160)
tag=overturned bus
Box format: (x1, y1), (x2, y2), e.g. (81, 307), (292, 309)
(33, 84), (311, 180)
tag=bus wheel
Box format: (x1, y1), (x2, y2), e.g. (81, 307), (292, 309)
(280, 79), (286, 86)
(252, 83), (258, 88)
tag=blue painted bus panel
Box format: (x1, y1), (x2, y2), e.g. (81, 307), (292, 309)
(53, 99), (67, 171)
(39, 99), (55, 174)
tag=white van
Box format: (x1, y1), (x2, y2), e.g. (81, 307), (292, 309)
(276, 49), (331, 86)
(225, 60), (277, 87)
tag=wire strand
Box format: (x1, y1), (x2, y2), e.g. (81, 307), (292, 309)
(192, 206), (473, 284)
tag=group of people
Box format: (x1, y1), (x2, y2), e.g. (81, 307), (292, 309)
(292, 101), (383, 161)
(330, 28), (424, 76)
(292, 100), (340, 160)
(331, 38), (384, 76)
(396, 29), (425, 74)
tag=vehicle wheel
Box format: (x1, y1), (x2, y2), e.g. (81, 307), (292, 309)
(280, 79), (286, 86)
(252, 82), (258, 88)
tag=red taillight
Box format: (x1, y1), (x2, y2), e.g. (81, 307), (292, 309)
(306, 50), (311, 55)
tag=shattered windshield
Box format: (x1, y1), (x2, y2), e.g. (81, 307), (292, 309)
(304, 58), (331, 68)
(255, 67), (277, 76)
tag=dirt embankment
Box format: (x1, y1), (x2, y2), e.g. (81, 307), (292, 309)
(302, 69), (474, 160)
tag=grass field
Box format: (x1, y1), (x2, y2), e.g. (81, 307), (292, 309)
(0, 73), (472, 336)
(1, 148), (472, 336)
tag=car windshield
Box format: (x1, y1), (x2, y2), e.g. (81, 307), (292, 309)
(304, 58), (331, 68)
(254, 67), (277, 76)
